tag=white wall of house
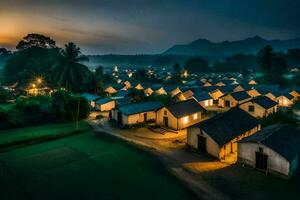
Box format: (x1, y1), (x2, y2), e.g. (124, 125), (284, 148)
(246, 89), (261, 97)
(198, 99), (213, 108)
(238, 143), (292, 177)
(105, 87), (117, 94)
(187, 127), (221, 158)
(276, 96), (293, 107)
(187, 126), (260, 160)
(123, 111), (156, 125)
(156, 107), (202, 130)
(97, 101), (116, 112)
(169, 88), (181, 97)
(239, 102), (277, 118)
(209, 90), (223, 100)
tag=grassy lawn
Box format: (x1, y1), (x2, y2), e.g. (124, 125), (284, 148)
(0, 121), (90, 149)
(0, 129), (194, 200)
(0, 103), (14, 110)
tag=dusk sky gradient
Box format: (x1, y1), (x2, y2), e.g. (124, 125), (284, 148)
(1, 0), (300, 54)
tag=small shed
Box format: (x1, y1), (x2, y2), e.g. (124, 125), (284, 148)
(238, 124), (300, 178)
(111, 101), (163, 126)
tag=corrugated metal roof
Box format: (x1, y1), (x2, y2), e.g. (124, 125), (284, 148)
(119, 101), (163, 116)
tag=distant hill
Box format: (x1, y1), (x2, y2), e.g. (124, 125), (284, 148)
(163, 36), (300, 56)
(85, 54), (193, 70)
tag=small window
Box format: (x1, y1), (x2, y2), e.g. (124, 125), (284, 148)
(259, 147), (263, 153)
(248, 105), (255, 112)
(193, 113), (198, 120)
(182, 116), (189, 124)
(204, 100), (209, 107)
(164, 110), (167, 115)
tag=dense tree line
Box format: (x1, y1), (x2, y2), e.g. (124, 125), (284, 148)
(3, 34), (95, 93)
(0, 90), (90, 130)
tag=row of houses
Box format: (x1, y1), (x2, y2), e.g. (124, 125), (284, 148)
(82, 78), (300, 179)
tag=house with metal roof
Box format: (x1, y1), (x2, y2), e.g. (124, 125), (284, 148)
(275, 92), (294, 107)
(187, 108), (260, 161)
(238, 124), (300, 178)
(81, 93), (101, 108)
(95, 97), (115, 112)
(156, 99), (206, 130)
(111, 101), (163, 126)
(104, 84), (124, 95)
(192, 91), (213, 108)
(163, 85), (181, 97)
(240, 95), (278, 118)
(219, 91), (252, 108)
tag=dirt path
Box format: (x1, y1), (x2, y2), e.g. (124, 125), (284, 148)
(88, 120), (229, 200)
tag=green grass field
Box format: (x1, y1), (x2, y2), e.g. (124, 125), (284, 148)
(0, 126), (195, 200)
(0, 122), (90, 149)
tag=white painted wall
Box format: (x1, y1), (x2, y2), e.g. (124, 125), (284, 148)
(238, 143), (291, 177)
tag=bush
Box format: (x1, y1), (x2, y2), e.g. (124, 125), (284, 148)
(51, 90), (90, 123)
(0, 87), (14, 103)
(0, 91), (90, 130)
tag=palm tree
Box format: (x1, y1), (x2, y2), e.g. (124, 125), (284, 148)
(52, 42), (90, 92)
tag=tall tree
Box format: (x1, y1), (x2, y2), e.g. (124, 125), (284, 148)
(172, 63), (181, 74)
(257, 45), (275, 79)
(0, 48), (12, 56)
(51, 42), (90, 92)
(3, 47), (61, 86)
(257, 45), (287, 84)
(16, 33), (57, 50)
(184, 57), (210, 74)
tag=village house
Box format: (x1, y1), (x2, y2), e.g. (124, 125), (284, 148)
(239, 95), (278, 118)
(81, 93), (101, 108)
(111, 101), (163, 126)
(164, 85), (181, 97)
(104, 84), (124, 95)
(95, 97), (115, 112)
(275, 92), (294, 107)
(246, 88), (261, 98)
(156, 99), (205, 130)
(219, 91), (252, 108)
(248, 79), (258, 85)
(187, 108), (260, 161)
(132, 82), (144, 90)
(192, 91), (214, 108)
(238, 124), (300, 178)
(289, 88), (300, 100)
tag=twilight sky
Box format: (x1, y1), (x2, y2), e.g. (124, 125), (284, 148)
(0, 0), (300, 54)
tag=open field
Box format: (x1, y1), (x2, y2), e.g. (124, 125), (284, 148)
(0, 122), (90, 150)
(0, 128), (195, 200)
(91, 119), (300, 200)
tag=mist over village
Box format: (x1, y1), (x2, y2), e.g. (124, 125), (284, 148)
(1, 1), (300, 200)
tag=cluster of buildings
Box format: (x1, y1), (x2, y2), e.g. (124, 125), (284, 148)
(82, 74), (300, 179)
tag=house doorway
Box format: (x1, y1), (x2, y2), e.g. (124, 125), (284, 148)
(117, 111), (122, 125)
(225, 100), (230, 107)
(255, 149), (268, 170)
(163, 117), (168, 127)
(144, 113), (147, 122)
(197, 135), (207, 153)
